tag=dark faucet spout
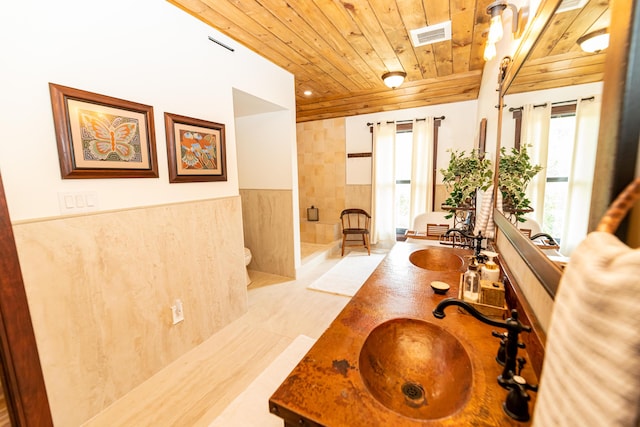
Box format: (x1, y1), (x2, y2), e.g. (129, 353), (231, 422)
(433, 298), (531, 388)
(433, 298), (512, 329)
(530, 233), (559, 246)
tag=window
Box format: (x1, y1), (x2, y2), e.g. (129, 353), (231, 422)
(543, 106), (576, 241)
(512, 103), (577, 241)
(369, 119), (441, 241)
(395, 128), (413, 233)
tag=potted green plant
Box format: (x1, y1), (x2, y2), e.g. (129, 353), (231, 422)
(440, 149), (493, 219)
(498, 145), (543, 222)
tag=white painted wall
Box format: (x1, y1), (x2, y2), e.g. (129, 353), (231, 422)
(345, 100), (479, 184)
(0, 0), (295, 222)
(234, 94), (301, 269)
(236, 111), (295, 189)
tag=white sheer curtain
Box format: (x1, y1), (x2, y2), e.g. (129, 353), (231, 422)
(409, 118), (434, 225)
(521, 103), (552, 226)
(560, 96), (602, 255)
(371, 121), (396, 244)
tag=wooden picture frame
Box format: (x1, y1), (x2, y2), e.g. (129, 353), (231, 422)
(478, 117), (487, 157)
(164, 112), (227, 183)
(48, 83), (158, 179)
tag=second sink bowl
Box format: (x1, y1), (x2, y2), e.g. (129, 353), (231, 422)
(409, 248), (464, 271)
(359, 318), (473, 420)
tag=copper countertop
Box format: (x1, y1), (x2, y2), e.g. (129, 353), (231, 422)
(269, 242), (537, 426)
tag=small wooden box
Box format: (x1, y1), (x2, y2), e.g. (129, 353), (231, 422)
(458, 276), (507, 320)
(480, 280), (505, 308)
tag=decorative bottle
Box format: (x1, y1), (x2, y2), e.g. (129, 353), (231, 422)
(480, 251), (501, 282)
(463, 263), (480, 303)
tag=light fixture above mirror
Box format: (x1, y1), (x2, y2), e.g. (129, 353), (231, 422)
(382, 71), (407, 89)
(484, 0), (528, 61)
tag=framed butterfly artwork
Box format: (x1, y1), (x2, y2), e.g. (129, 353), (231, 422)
(164, 112), (227, 183)
(49, 83), (158, 179)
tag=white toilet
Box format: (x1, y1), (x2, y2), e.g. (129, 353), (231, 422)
(244, 247), (252, 285)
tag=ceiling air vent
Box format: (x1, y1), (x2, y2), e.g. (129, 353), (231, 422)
(556, 0), (588, 13)
(410, 21), (452, 47)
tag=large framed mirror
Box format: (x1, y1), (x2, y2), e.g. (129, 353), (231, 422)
(494, 0), (639, 299)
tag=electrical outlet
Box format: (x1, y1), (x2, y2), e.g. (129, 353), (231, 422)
(171, 299), (184, 324)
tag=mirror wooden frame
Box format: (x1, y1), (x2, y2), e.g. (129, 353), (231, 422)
(493, 0), (565, 300)
(0, 172), (53, 426)
(494, 0), (640, 300)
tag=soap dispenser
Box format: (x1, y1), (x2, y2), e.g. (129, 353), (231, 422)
(480, 251), (501, 282)
(463, 263), (480, 303)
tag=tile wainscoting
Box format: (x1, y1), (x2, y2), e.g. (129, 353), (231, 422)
(13, 197), (248, 426)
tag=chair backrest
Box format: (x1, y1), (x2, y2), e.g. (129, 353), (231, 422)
(340, 209), (371, 231)
(426, 224), (449, 238)
(412, 212), (450, 231)
(519, 217), (541, 235)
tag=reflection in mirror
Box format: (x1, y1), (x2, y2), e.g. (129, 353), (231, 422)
(507, 0), (608, 94)
(502, 81), (603, 259)
(502, 0), (609, 245)
(493, 0), (611, 298)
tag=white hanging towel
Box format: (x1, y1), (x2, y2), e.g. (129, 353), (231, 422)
(533, 231), (640, 426)
(474, 185), (502, 239)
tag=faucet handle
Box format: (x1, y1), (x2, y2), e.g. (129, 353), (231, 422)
(492, 330), (507, 340)
(502, 374), (539, 422)
(492, 331), (508, 366)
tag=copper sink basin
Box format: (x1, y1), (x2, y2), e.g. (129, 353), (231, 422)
(409, 248), (464, 271)
(359, 318), (473, 420)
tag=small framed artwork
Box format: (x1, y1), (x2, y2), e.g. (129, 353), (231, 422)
(48, 83), (158, 179)
(164, 112), (227, 183)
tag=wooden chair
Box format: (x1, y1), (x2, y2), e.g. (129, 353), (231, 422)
(340, 209), (371, 256)
(426, 224), (450, 240)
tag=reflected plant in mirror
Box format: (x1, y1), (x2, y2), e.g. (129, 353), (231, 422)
(499, 144), (543, 223)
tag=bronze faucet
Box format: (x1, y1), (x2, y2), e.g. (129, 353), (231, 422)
(442, 229), (486, 259)
(433, 298), (531, 388)
(530, 232), (559, 246)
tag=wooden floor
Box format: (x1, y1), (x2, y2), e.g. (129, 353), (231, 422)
(83, 242), (356, 426)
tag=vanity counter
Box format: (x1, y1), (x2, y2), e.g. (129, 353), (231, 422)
(269, 242), (537, 426)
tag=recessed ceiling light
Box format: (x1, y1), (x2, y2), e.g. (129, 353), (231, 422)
(303, 90), (312, 96)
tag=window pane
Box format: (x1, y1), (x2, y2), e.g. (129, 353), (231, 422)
(546, 115), (575, 177)
(542, 113), (576, 241)
(542, 181), (568, 240)
(396, 183), (411, 229)
(395, 131), (413, 231)
(395, 132), (412, 180)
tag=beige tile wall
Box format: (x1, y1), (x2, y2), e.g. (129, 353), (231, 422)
(296, 119), (346, 234)
(12, 197), (248, 427)
(299, 220), (341, 244)
(240, 189), (296, 278)
(345, 184), (372, 213)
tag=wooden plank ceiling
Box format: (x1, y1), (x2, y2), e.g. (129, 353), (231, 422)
(508, 0), (609, 94)
(169, 0), (609, 121)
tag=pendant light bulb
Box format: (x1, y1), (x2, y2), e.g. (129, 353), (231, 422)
(488, 14), (504, 44)
(484, 42), (497, 61)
